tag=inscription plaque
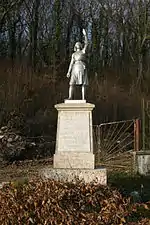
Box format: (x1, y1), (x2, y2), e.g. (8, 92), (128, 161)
(57, 111), (90, 152)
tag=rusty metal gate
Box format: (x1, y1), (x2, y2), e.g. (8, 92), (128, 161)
(93, 119), (140, 170)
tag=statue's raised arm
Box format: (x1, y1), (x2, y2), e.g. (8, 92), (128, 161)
(82, 29), (88, 54)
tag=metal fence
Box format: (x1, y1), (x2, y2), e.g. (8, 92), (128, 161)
(93, 119), (140, 167)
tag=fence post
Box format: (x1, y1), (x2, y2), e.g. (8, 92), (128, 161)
(134, 119), (140, 152)
(136, 119), (140, 151)
(142, 98), (146, 151)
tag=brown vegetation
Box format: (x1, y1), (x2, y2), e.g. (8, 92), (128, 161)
(0, 179), (150, 224)
(0, 60), (146, 161)
(0, 62), (144, 133)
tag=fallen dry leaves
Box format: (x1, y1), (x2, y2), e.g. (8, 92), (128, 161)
(0, 179), (149, 224)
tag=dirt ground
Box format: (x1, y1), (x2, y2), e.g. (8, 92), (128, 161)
(0, 155), (150, 202)
(0, 158), (53, 183)
(0, 152), (132, 183)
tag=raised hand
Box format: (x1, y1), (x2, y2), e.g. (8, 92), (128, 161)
(82, 29), (86, 36)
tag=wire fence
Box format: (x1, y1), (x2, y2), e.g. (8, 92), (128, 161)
(93, 119), (140, 169)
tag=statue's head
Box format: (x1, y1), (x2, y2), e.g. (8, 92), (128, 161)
(74, 42), (82, 51)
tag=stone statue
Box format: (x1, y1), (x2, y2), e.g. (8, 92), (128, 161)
(66, 29), (88, 100)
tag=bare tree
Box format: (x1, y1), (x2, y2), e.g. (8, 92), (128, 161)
(0, 0), (150, 78)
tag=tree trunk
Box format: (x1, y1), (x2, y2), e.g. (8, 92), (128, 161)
(29, 0), (40, 71)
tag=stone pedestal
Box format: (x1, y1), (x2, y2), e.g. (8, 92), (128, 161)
(40, 100), (107, 185)
(54, 152), (95, 169)
(40, 167), (107, 185)
(136, 151), (150, 175)
(54, 100), (95, 169)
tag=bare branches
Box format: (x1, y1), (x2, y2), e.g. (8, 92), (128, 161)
(0, 0), (150, 76)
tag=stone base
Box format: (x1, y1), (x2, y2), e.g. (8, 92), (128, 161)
(40, 168), (107, 185)
(54, 152), (95, 169)
(64, 100), (86, 104)
(136, 151), (150, 175)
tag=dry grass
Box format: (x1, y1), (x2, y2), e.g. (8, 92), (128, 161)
(0, 158), (53, 183)
(95, 152), (133, 173)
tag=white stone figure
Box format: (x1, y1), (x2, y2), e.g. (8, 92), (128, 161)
(66, 29), (88, 100)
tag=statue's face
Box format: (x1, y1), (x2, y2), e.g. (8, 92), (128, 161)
(74, 42), (82, 50)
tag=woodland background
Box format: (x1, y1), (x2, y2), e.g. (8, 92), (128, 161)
(0, 0), (150, 139)
(1, 3), (150, 224)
